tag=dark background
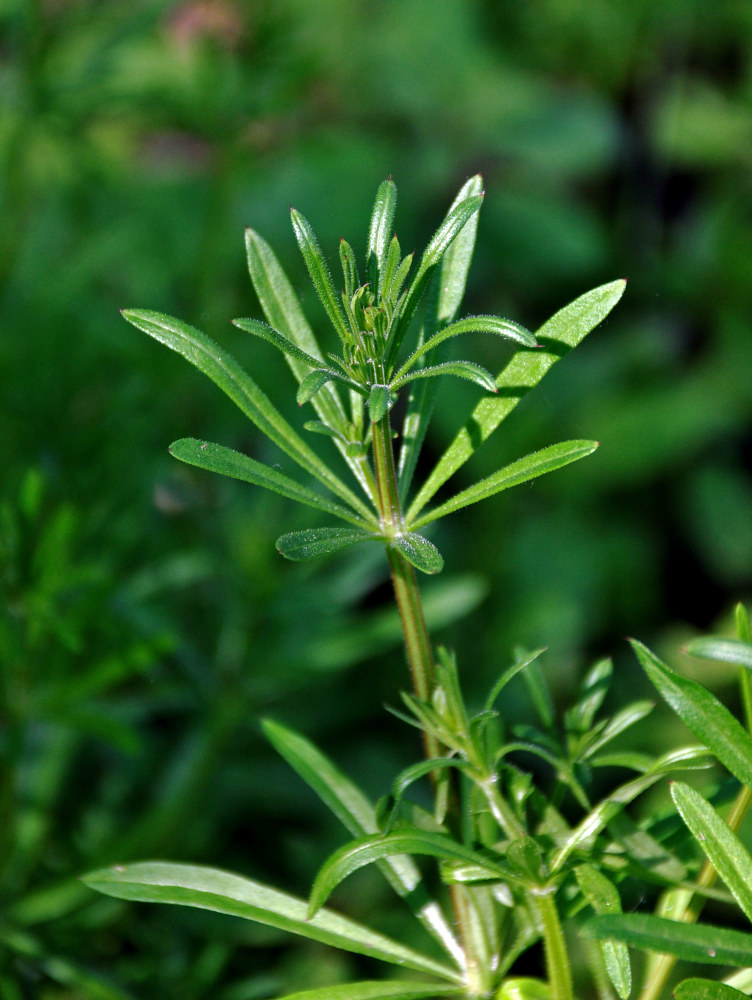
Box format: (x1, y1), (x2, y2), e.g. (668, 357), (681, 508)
(2, 2), (751, 996)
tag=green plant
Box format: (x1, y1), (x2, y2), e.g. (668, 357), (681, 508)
(82, 178), (752, 1000)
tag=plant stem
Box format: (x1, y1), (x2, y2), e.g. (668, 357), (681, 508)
(534, 889), (574, 1000)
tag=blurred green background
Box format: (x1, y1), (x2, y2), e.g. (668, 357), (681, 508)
(2, 0), (751, 995)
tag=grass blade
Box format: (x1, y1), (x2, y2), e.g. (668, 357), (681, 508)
(82, 862), (460, 982)
(671, 781), (752, 923)
(169, 439), (371, 528)
(262, 720), (463, 964)
(122, 309), (371, 519)
(276, 526), (377, 561)
(406, 279), (626, 523)
(581, 913), (752, 966)
(632, 640), (752, 788)
(410, 440), (598, 530)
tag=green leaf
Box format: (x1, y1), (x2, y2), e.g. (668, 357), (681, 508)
(390, 533), (444, 575)
(581, 913), (752, 966)
(675, 978), (749, 1000)
(394, 315), (537, 381)
(276, 982), (458, 1000)
(686, 638), (752, 670)
(632, 639), (752, 787)
(671, 781), (752, 923)
(169, 439), (369, 528)
(261, 720), (462, 964)
(309, 831), (511, 917)
(575, 864), (631, 999)
(290, 208), (350, 344)
(410, 440), (598, 530)
(385, 195), (484, 370)
(297, 368), (363, 406)
(393, 360), (497, 394)
(484, 649), (547, 712)
(406, 279), (626, 523)
(368, 179), (398, 294)
(122, 309), (370, 519)
(581, 700), (655, 759)
(340, 238), (359, 302)
(276, 526), (377, 561)
(82, 862), (460, 982)
(232, 317), (323, 370)
(368, 384), (392, 422)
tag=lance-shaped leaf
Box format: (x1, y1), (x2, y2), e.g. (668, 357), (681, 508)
(397, 175), (483, 503)
(406, 279), (626, 523)
(390, 533), (444, 575)
(276, 526), (378, 561)
(262, 720), (463, 964)
(82, 862), (460, 982)
(340, 238), (359, 302)
(581, 913), (752, 966)
(686, 638), (752, 671)
(290, 208), (350, 344)
(675, 979), (749, 1000)
(122, 309), (371, 520)
(385, 195), (484, 370)
(392, 360), (497, 394)
(277, 983), (458, 1000)
(394, 315), (537, 382)
(368, 384), (393, 423)
(309, 831), (514, 918)
(632, 640), (752, 788)
(368, 179), (397, 294)
(297, 368), (364, 406)
(169, 439), (372, 528)
(410, 440), (598, 530)
(671, 781), (752, 923)
(575, 864), (631, 999)
(232, 317), (324, 370)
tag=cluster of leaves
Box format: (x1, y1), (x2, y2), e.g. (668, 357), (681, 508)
(122, 178), (622, 575)
(86, 606), (752, 1000)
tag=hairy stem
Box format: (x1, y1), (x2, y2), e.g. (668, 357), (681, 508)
(534, 889), (574, 1000)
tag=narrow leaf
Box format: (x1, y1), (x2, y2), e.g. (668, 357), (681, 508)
(368, 179), (397, 294)
(276, 526), (377, 561)
(309, 832), (511, 917)
(122, 309), (369, 518)
(575, 864), (631, 999)
(339, 239), (359, 302)
(406, 279), (626, 523)
(686, 638), (752, 671)
(290, 208), (350, 343)
(297, 368), (363, 406)
(485, 649), (547, 712)
(83, 863), (459, 981)
(277, 982), (458, 1000)
(394, 315), (537, 381)
(390, 533), (444, 574)
(232, 317), (323, 370)
(169, 439), (369, 527)
(582, 913), (752, 966)
(671, 781), (752, 923)
(632, 640), (752, 788)
(675, 979), (749, 1000)
(368, 384), (392, 422)
(411, 441), (598, 530)
(393, 360), (498, 394)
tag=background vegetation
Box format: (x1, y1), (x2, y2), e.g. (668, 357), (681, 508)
(1, 1), (751, 996)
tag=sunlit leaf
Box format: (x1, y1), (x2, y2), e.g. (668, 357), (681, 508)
(675, 978), (749, 1000)
(368, 384), (392, 422)
(82, 863), (459, 981)
(277, 982), (458, 1000)
(276, 526), (377, 561)
(582, 913), (752, 966)
(368, 179), (398, 294)
(575, 864), (631, 999)
(393, 360), (497, 394)
(291, 208), (350, 344)
(633, 640), (752, 787)
(686, 638), (752, 671)
(390, 533), (444, 574)
(232, 317), (323, 369)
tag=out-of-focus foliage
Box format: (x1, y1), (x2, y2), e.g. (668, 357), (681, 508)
(1, 0), (750, 995)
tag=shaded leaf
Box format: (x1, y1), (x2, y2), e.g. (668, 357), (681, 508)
(390, 533), (444, 574)
(575, 864), (631, 999)
(276, 527), (377, 561)
(671, 781), (752, 923)
(82, 863), (459, 981)
(675, 979), (749, 1000)
(582, 913), (752, 966)
(169, 439), (369, 527)
(633, 640), (752, 787)
(406, 279), (626, 522)
(411, 441), (598, 530)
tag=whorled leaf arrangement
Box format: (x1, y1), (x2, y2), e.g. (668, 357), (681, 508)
(121, 177), (624, 575)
